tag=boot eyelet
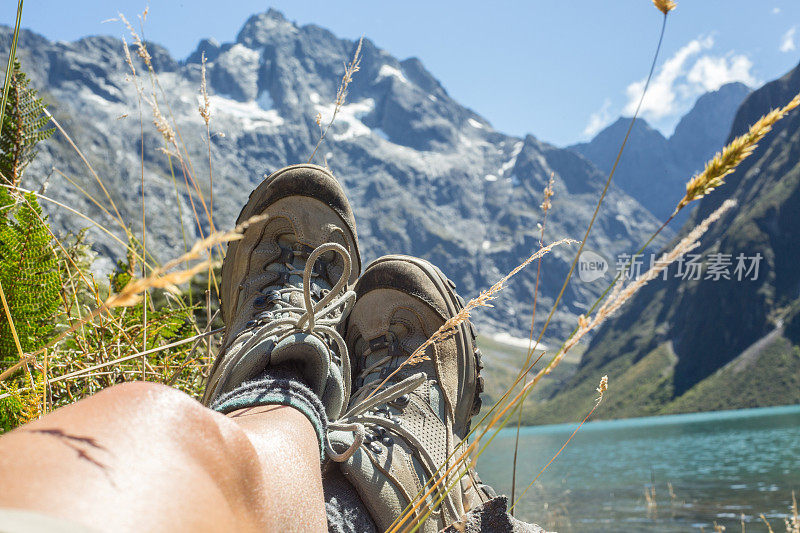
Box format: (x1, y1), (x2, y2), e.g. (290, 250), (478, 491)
(368, 442), (383, 454)
(381, 437), (393, 446)
(253, 296), (267, 309)
(391, 394), (410, 408)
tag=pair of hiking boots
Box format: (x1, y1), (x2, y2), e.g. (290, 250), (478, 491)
(202, 164), (493, 531)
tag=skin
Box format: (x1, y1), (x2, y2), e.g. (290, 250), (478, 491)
(0, 382), (327, 532)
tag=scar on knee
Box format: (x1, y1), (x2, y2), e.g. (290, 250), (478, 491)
(24, 428), (110, 471)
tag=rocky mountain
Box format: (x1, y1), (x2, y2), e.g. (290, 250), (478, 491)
(0, 9), (668, 341)
(571, 82), (751, 222)
(526, 63), (800, 424)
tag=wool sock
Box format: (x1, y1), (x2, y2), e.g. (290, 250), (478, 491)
(210, 364), (328, 461)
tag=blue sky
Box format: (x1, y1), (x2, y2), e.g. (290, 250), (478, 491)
(3, 1), (800, 146)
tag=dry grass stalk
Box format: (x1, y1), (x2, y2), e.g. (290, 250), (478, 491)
(149, 93), (177, 146)
(105, 259), (216, 308)
(543, 199), (736, 377)
(512, 172), (557, 509)
(121, 37), (136, 78)
(506, 375), (610, 516)
(41, 108), (128, 233)
(0, 278), (24, 359)
(198, 52), (211, 126)
(644, 484), (657, 508)
(675, 91), (800, 214)
(362, 238), (576, 405)
(105, 213), (267, 308)
(652, 0), (677, 15)
(118, 13), (151, 67)
(198, 51), (215, 250)
(417, 237), (577, 361)
(385, 238), (580, 532)
(1, 213), (265, 385)
(787, 491), (799, 533)
(308, 37), (363, 163)
(119, 11), (218, 244)
(540, 172), (555, 212)
(596, 374), (608, 403)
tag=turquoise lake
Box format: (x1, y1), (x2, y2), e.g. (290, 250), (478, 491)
(477, 404), (800, 532)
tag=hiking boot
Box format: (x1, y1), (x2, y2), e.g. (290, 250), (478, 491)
(202, 164), (361, 421)
(329, 255), (491, 532)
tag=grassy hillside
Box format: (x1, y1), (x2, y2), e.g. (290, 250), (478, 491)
(476, 334), (581, 421)
(664, 331), (800, 414)
(518, 331), (800, 425)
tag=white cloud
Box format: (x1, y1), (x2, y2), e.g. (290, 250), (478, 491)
(687, 55), (756, 91)
(623, 36), (712, 119)
(622, 35), (756, 128)
(583, 98), (613, 137)
(780, 26), (796, 53)
(772, 7), (781, 14)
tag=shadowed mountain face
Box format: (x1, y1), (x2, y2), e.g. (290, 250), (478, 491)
(671, 82), (753, 167)
(571, 82), (751, 223)
(0, 9), (667, 340)
(526, 63), (800, 424)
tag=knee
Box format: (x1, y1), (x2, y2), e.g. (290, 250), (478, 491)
(95, 381), (202, 418)
(94, 382), (236, 442)
(95, 381), (261, 469)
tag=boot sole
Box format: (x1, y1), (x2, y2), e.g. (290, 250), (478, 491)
(365, 255), (483, 438)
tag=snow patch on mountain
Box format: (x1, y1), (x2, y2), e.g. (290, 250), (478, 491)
(377, 64), (408, 84)
(228, 43), (260, 62)
(499, 141), (524, 177)
(207, 95), (283, 131)
(315, 98), (375, 141)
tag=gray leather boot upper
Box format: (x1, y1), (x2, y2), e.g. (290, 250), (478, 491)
(203, 164), (361, 421)
(330, 256), (490, 532)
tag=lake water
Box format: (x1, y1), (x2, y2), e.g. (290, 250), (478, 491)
(477, 404), (800, 532)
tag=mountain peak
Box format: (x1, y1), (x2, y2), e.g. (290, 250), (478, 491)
(236, 9), (298, 48)
(669, 82), (751, 171)
(602, 116), (667, 143)
(727, 59), (800, 143)
(571, 82), (751, 221)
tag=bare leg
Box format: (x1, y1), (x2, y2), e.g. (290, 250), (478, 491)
(0, 382), (327, 532)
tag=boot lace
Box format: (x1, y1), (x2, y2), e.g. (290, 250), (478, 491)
(325, 373), (463, 519)
(327, 329), (424, 461)
(237, 241), (356, 368)
(349, 330), (410, 405)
